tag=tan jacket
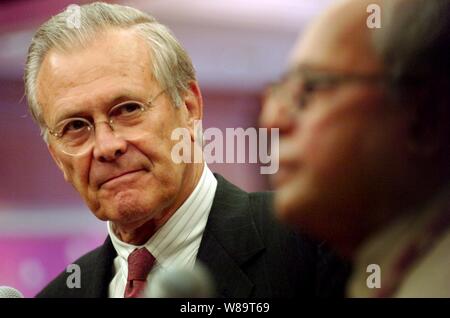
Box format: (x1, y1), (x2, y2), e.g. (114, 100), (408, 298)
(348, 185), (450, 298)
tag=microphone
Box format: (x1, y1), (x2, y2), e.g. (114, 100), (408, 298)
(143, 262), (216, 298)
(0, 286), (24, 298)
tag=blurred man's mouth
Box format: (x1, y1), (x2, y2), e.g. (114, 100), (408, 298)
(271, 139), (302, 188)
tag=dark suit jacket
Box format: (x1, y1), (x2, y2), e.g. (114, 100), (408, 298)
(36, 174), (349, 298)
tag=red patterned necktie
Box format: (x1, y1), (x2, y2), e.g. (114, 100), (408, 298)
(124, 247), (156, 298)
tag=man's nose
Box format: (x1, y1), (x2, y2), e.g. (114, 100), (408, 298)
(92, 122), (127, 162)
(259, 95), (296, 135)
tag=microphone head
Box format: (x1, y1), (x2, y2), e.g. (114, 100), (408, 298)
(0, 286), (24, 298)
(144, 262), (216, 298)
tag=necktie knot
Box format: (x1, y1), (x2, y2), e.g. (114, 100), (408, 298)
(124, 247), (155, 298)
(127, 247), (155, 281)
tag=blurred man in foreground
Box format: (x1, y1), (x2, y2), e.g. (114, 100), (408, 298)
(24, 2), (348, 298)
(260, 0), (450, 297)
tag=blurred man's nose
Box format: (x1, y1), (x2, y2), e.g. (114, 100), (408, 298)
(92, 123), (127, 162)
(259, 95), (296, 135)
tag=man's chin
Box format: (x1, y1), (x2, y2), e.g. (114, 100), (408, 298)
(273, 178), (320, 230)
(95, 195), (153, 224)
(274, 184), (303, 224)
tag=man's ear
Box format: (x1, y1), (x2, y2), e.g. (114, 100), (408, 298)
(182, 81), (203, 141)
(48, 144), (69, 181)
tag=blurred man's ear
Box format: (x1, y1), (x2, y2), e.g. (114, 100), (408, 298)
(48, 144), (69, 181)
(182, 81), (203, 141)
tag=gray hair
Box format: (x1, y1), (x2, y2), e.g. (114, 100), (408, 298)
(372, 0), (450, 143)
(24, 2), (196, 140)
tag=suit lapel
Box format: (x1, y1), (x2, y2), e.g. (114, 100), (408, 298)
(78, 236), (116, 297)
(196, 174), (265, 298)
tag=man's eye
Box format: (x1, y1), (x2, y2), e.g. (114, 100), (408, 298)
(63, 120), (88, 134)
(303, 80), (317, 93)
(297, 82), (316, 110)
(111, 102), (143, 117)
(297, 94), (310, 110)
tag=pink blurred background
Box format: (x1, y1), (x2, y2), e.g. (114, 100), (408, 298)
(0, 0), (330, 297)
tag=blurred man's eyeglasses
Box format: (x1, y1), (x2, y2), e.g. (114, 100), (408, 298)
(265, 67), (389, 112)
(46, 88), (169, 156)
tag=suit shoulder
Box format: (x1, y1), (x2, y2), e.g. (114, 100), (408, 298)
(247, 191), (283, 231)
(248, 189), (319, 257)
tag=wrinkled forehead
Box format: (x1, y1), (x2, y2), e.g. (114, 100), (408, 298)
(36, 28), (156, 121)
(288, 0), (384, 74)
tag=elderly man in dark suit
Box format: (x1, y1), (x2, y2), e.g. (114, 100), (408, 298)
(24, 2), (348, 298)
(261, 0), (450, 297)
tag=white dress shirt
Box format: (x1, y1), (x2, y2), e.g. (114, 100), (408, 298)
(107, 164), (217, 298)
